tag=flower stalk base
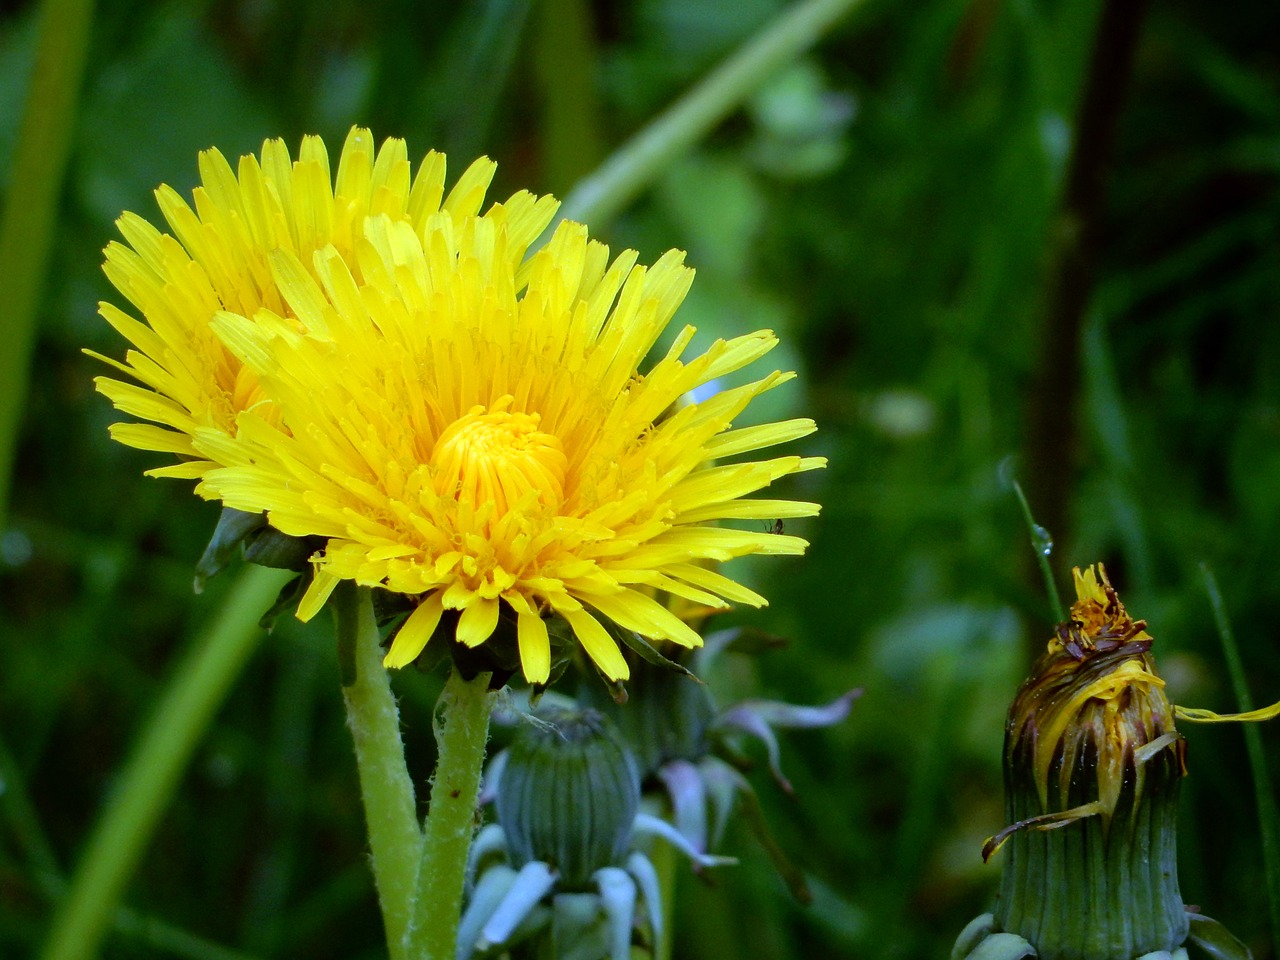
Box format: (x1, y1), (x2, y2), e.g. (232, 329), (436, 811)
(991, 733), (1186, 959)
(335, 584), (422, 960)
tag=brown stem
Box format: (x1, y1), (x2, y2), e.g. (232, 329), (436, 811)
(1024, 0), (1151, 554)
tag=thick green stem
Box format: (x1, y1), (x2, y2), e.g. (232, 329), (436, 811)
(407, 666), (494, 960)
(334, 584), (423, 960)
(39, 565), (290, 960)
(555, 0), (865, 228)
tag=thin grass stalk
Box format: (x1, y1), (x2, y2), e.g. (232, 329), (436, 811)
(556, 0), (866, 228)
(39, 565), (291, 960)
(0, 730), (62, 897)
(1010, 477), (1066, 623)
(1199, 563), (1280, 945)
(0, 0), (95, 522)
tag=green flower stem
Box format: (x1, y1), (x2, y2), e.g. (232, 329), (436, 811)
(0, 0), (95, 522)
(407, 665), (495, 960)
(333, 584), (423, 960)
(556, 0), (866, 228)
(39, 565), (291, 960)
(1200, 563), (1280, 946)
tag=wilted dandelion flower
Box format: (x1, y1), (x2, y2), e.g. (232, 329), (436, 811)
(166, 141), (825, 685)
(88, 127), (546, 485)
(957, 564), (1267, 960)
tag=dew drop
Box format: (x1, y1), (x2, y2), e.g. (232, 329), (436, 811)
(1031, 524), (1054, 557)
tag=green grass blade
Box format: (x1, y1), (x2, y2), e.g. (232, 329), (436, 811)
(0, 0), (96, 523)
(38, 565), (292, 960)
(0, 730), (62, 896)
(557, 0), (866, 228)
(1199, 563), (1280, 945)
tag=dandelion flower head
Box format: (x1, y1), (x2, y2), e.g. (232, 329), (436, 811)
(94, 129), (825, 685)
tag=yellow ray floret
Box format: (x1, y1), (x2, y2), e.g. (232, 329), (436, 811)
(195, 205), (824, 683)
(88, 127), (557, 489)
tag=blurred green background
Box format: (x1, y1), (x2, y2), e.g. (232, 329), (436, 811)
(2, 0), (1279, 957)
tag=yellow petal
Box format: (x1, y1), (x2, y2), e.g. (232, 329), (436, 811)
(297, 569), (341, 622)
(561, 607), (629, 681)
(517, 610), (551, 684)
(456, 596), (500, 648)
(384, 592), (445, 668)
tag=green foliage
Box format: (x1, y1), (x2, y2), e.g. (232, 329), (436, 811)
(2, 0), (1279, 957)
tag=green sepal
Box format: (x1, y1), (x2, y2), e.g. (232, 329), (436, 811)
(411, 627), (450, 676)
(543, 614), (628, 700)
(372, 589), (415, 627)
(952, 914), (1000, 960)
(551, 892), (612, 960)
(952, 923), (1038, 960)
(372, 598), (447, 674)
(382, 605), (519, 687)
(242, 526), (323, 571)
(709, 625), (788, 656)
(728, 765), (811, 902)
(530, 654), (574, 703)
(1185, 913), (1253, 960)
(603, 620), (703, 683)
(194, 508), (265, 592)
(257, 574), (306, 631)
(331, 581), (360, 688)
(690, 625), (786, 673)
(194, 506), (323, 589)
(579, 655), (718, 773)
(965, 932), (1037, 960)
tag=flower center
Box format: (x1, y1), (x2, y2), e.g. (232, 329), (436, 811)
(432, 400), (567, 515)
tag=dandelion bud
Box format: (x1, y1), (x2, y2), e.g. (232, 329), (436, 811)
(584, 656), (718, 775)
(496, 708), (640, 889)
(960, 565), (1187, 960)
(992, 565), (1186, 959)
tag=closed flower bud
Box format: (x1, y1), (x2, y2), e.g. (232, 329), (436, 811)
(496, 708), (640, 890)
(984, 565), (1187, 960)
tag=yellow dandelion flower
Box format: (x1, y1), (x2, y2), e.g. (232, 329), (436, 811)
(87, 126), (553, 486)
(193, 173), (824, 684)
